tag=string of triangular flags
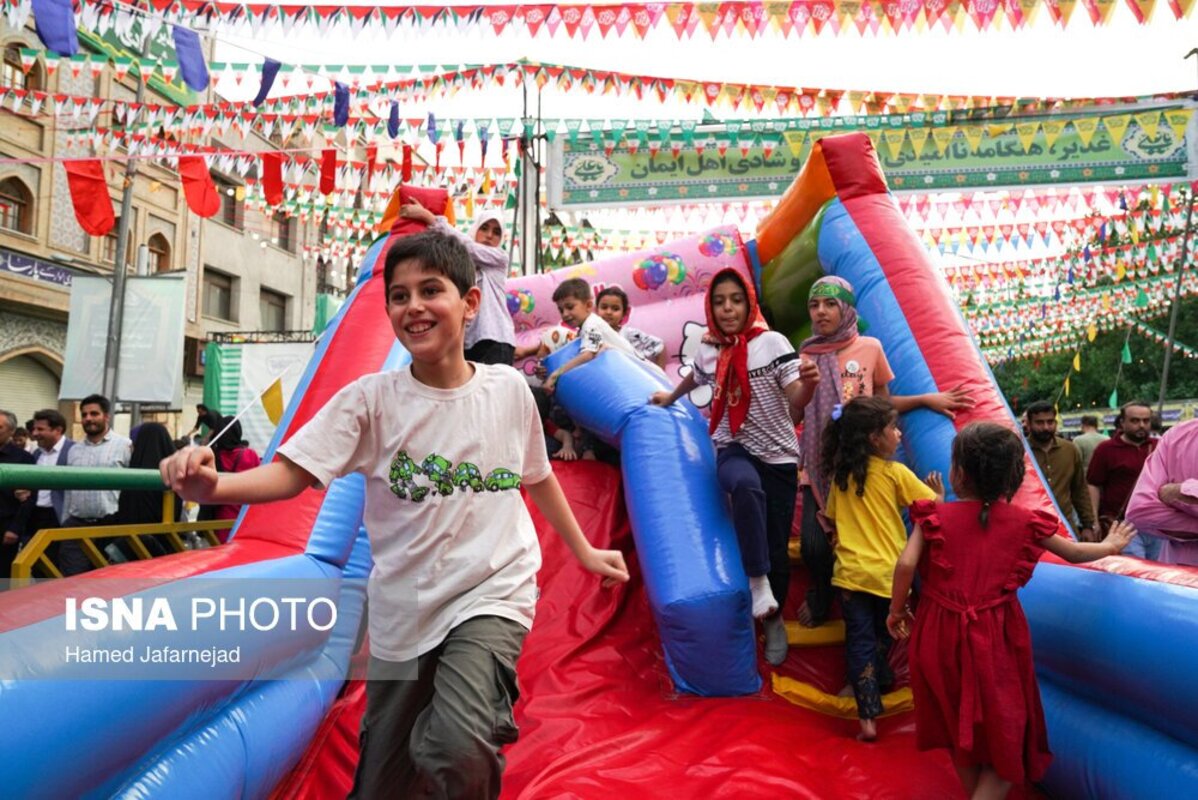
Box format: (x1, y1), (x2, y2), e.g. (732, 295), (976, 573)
(8, 0), (1195, 50)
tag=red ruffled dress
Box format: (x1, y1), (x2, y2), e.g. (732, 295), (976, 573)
(907, 499), (1056, 784)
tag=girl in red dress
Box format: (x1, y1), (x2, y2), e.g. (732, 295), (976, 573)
(887, 422), (1135, 800)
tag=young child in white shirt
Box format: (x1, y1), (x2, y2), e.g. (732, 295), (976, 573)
(160, 231), (628, 799)
(595, 286), (668, 369)
(541, 278), (638, 395)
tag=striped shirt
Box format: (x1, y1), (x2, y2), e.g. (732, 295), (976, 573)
(65, 431), (131, 520)
(693, 331), (801, 465)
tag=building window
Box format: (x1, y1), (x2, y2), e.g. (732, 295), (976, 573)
(203, 269), (235, 321)
(0, 176), (33, 234)
(259, 289), (288, 331)
(212, 174), (243, 230)
(1, 45), (41, 92)
(147, 233), (171, 272)
(271, 211), (294, 253)
(103, 218), (134, 268)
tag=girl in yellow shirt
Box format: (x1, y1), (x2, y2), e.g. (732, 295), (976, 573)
(822, 395), (941, 741)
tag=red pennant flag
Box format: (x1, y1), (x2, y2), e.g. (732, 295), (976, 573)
(261, 151), (283, 205)
(177, 155), (220, 218)
(320, 148), (336, 194)
(64, 159), (115, 236)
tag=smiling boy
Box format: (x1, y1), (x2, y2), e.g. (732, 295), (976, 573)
(161, 231), (628, 798)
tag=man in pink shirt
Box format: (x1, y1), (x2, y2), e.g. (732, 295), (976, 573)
(1125, 419), (1198, 565)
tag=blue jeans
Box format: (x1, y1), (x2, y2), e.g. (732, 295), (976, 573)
(1123, 532), (1163, 561)
(841, 589), (893, 720)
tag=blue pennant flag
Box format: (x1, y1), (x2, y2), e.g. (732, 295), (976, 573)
(388, 101), (400, 139)
(173, 25), (209, 91)
(333, 82), (349, 127)
(31, 0), (79, 56)
(252, 58), (281, 106)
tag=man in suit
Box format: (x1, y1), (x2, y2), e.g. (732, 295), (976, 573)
(0, 409), (36, 581)
(26, 408), (75, 544)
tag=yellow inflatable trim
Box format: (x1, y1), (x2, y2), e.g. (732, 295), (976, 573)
(786, 619), (845, 647)
(772, 674), (914, 720)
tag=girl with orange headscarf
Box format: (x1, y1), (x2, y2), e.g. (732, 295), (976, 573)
(650, 268), (820, 665)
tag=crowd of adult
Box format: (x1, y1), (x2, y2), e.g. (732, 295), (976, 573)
(1025, 400), (1198, 565)
(0, 398), (259, 582)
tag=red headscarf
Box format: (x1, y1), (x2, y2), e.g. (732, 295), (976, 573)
(704, 268), (770, 436)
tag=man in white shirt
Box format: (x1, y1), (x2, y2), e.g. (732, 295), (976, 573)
(60, 394), (130, 575)
(28, 408), (74, 542)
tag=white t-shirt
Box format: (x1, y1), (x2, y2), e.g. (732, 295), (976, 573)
(276, 363), (552, 661)
(620, 326), (665, 362)
(540, 324), (578, 354)
(578, 313), (638, 358)
(692, 331), (801, 465)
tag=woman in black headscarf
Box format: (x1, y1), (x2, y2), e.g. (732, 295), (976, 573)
(116, 422), (181, 557)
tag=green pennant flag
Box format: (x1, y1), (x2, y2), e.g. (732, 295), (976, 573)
(564, 118), (582, 145)
(1122, 341), (1133, 363)
(1109, 389), (1119, 408)
(1134, 289), (1149, 309)
(505, 190), (517, 210)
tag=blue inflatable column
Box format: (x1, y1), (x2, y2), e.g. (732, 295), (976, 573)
(546, 343), (760, 696)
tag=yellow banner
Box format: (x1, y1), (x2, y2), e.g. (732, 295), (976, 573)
(931, 126), (957, 156)
(1015, 122), (1040, 153)
(1072, 116), (1099, 147)
(961, 124), (986, 154)
(882, 128), (907, 159)
(1041, 119), (1065, 152)
(1101, 114), (1132, 146)
(783, 130), (806, 157)
(1135, 110), (1161, 140)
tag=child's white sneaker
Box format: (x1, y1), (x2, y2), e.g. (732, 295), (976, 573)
(750, 575), (778, 619)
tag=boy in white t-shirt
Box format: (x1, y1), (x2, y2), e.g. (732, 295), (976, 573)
(160, 232), (629, 799)
(541, 278), (638, 395)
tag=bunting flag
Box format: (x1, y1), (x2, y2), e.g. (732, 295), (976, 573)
(261, 151), (284, 206)
(30, 0), (78, 57)
(63, 158), (114, 235)
(172, 25), (209, 92)
(332, 81), (349, 127)
(320, 148), (337, 195)
(18, 0), (1194, 46)
(251, 58), (281, 107)
(177, 156), (221, 217)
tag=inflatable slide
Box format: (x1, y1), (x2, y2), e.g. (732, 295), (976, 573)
(0, 133), (1195, 799)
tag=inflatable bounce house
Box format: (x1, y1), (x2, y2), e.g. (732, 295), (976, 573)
(1, 133), (1195, 798)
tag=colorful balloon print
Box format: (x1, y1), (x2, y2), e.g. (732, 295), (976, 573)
(633, 252), (686, 291)
(507, 288), (535, 315)
(698, 233), (739, 258)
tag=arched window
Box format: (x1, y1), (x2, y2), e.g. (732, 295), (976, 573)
(0, 176), (33, 234)
(2, 44), (42, 92)
(103, 218), (134, 268)
(147, 233), (171, 272)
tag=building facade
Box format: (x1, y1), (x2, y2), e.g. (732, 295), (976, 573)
(0, 20), (326, 437)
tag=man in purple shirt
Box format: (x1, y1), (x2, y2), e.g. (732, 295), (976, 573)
(1126, 419), (1198, 565)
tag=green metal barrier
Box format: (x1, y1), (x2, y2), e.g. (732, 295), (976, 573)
(0, 464), (165, 490)
(0, 465), (231, 582)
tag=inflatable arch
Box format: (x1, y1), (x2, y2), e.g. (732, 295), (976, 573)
(0, 134), (1194, 799)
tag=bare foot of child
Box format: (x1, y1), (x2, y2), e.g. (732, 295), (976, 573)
(797, 601), (819, 628)
(856, 718), (877, 742)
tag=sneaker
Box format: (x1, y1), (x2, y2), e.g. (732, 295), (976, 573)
(763, 614), (789, 666)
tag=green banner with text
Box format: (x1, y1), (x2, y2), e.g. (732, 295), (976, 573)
(548, 104), (1194, 208)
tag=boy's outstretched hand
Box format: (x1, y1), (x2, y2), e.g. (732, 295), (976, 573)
(160, 446), (219, 502)
(1102, 519), (1137, 555)
(580, 546), (630, 588)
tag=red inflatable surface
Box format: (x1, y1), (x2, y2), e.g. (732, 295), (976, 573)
(275, 462), (1048, 799)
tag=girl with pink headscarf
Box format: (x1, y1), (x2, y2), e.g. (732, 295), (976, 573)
(797, 276), (974, 628)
